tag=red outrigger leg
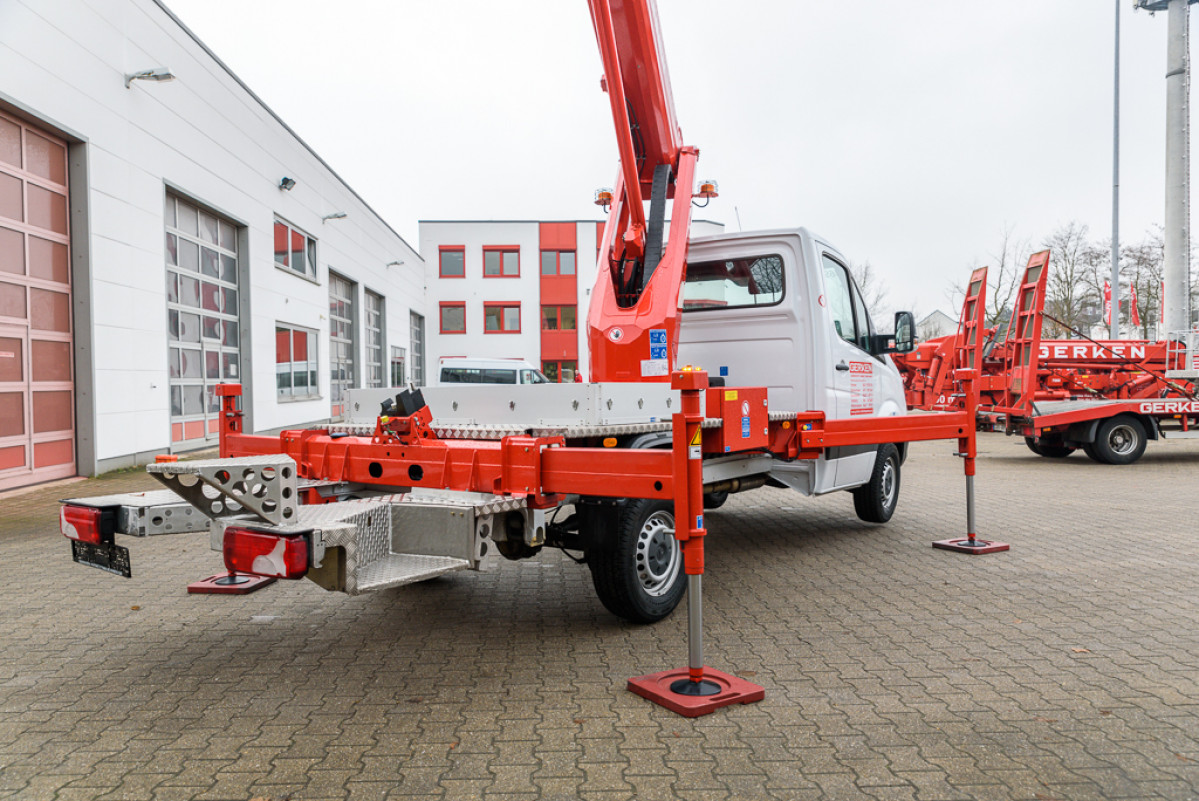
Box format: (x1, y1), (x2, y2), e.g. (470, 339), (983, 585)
(626, 368), (765, 716)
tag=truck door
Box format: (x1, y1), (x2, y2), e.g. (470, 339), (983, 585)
(820, 254), (878, 487)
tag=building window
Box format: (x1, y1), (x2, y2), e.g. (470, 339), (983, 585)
(483, 247), (520, 277)
(540, 250), (576, 276)
(365, 290), (385, 388)
(542, 360), (579, 383)
(276, 324), (318, 399)
(410, 312), (425, 386)
(541, 305), (577, 330)
(391, 346), (406, 387)
(484, 303), (521, 333)
(274, 219), (317, 280)
(439, 246), (465, 278)
(329, 272), (356, 419)
(166, 193), (241, 445)
(440, 302), (466, 334)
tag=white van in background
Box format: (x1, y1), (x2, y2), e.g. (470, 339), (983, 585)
(433, 357), (550, 386)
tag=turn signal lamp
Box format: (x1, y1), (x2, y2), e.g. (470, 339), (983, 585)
(603, 437), (618, 448)
(61, 505), (106, 545)
(223, 527), (309, 579)
(695, 179), (719, 199)
(594, 188), (614, 207)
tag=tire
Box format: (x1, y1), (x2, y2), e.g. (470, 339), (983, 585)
(1082, 442), (1104, 463)
(1091, 415), (1147, 466)
(1024, 436), (1075, 458)
(588, 499), (686, 624)
(702, 490), (729, 510)
(852, 444), (900, 524)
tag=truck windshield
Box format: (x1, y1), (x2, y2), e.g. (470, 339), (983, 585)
(682, 254), (784, 310)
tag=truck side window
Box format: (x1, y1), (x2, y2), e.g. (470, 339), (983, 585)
(849, 278), (874, 351)
(821, 255), (858, 345)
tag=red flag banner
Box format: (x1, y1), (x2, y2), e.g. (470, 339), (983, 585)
(1103, 281), (1111, 327)
(1130, 283), (1140, 328)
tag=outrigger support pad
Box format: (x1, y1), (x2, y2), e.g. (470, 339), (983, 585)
(932, 473), (1009, 554)
(627, 369), (765, 717)
(628, 666), (764, 718)
(187, 572), (276, 594)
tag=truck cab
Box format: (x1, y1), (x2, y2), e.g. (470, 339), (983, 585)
(677, 228), (910, 495)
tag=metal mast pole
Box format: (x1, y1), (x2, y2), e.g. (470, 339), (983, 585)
(1113, 0), (1122, 340)
(1164, 0), (1193, 338)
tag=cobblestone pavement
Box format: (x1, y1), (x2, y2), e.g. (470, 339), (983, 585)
(1, 435), (1197, 801)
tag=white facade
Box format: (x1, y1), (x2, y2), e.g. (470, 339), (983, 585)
(0, 0), (425, 484)
(420, 219), (724, 383)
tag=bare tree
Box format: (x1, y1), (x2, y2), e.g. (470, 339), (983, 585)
(946, 225), (1027, 329)
(850, 260), (889, 315)
(1043, 222), (1105, 338)
(1119, 227), (1164, 339)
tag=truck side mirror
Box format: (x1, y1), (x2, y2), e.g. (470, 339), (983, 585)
(893, 311), (916, 353)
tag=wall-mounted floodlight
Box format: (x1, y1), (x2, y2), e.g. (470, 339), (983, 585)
(125, 68), (176, 88)
(386, 260), (405, 267)
(321, 212), (347, 222)
(279, 177), (297, 191)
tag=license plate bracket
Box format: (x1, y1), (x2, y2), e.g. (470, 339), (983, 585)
(71, 539), (132, 578)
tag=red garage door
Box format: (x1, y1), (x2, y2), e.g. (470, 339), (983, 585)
(0, 110), (74, 490)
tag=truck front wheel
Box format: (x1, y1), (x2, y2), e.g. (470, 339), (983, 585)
(588, 499), (686, 624)
(852, 444), (900, 524)
(1090, 415), (1147, 465)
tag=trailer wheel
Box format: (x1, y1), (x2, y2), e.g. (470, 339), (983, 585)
(702, 490), (729, 510)
(1024, 436), (1076, 458)
(588, 499), (685, 624)
(852, 444), (900, 524)
(1091, 415), (1147, 465)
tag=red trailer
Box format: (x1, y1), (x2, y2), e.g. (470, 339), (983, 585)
(897, 252), (1199, 464)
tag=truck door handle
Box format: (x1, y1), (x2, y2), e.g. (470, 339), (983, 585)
(836, 361), (850, 371)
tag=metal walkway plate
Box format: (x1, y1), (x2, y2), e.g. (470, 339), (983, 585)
(356, 554), (470, 592)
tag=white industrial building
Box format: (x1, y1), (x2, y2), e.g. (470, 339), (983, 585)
(0, 0), (726, 493)
(0, 0), (426, 490)
(420, 219), (724, 383)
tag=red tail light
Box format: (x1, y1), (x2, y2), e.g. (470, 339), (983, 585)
(61, 505), (103, 544)
(223, 527), (309, 578)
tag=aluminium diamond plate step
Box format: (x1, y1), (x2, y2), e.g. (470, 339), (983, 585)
(356, 554), (471, 592)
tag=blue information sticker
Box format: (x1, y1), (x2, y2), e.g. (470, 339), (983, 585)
(649, 329), (667, 345)
(696, 514), (704, 530)
(719, 366), (729, 377)
(650, 345), (667, 360)
(741, 416), (750, 438)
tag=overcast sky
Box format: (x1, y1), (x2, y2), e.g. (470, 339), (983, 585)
(167, 0), (1192, 315)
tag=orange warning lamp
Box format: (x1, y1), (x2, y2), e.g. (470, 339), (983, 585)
(594, 188), (614, 210)
(695, 179), (719, 199)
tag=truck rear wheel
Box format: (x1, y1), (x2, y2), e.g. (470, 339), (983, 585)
(1091, 415), (1147, 465)
(852, 444), (900, 524)
(588, 499), (686, 624)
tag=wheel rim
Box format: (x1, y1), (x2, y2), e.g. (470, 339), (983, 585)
(635, 511), (681, 597)
(881, 457), (898, 509)
(1107, 424), (1138, 455)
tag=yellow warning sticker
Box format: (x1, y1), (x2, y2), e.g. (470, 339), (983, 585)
(725, 390), (738, 401)
(690, 428), (702, 446)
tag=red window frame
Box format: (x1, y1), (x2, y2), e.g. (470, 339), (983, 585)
(482, 246), (520, 278)
(540, 250), (577, 276)
(542, 360), (579, 383)
(439, 302), (466, 334)
(483, 302), (521, 334)
(540, 305), (577, 331)
(439, 246), (466, 279)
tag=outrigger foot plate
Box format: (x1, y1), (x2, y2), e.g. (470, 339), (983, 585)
(932, 537), (1010, 554)
(628, 667), (764, 717)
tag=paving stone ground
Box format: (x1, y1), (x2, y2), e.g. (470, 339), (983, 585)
(0, 434), (1197, 801)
